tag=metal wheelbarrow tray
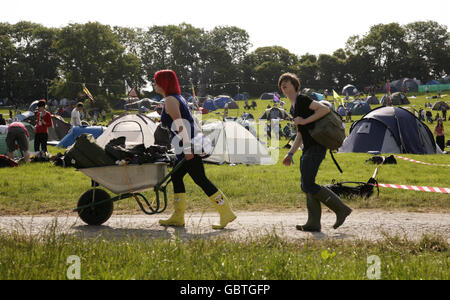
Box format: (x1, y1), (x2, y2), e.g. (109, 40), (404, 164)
(74, 159), (185, 226)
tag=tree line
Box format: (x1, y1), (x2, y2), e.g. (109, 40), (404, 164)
(1, 20), (449, 106)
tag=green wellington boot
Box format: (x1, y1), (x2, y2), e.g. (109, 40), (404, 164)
(313, 187), (352, 229)
(159, 193), (186, 227)
(296, 193), (322, 232)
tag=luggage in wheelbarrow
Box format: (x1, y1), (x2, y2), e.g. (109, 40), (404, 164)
(75, 161), (175, 226)
(65, 133), (116, 168)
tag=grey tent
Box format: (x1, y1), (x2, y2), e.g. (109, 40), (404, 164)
(48, 115), (72, 143)
(381, 92), (410, 106)
(366, 95), (380, 105)
(342, 84), (358, 96)
(259, 107), (291, 121)
(260, 92), (281, 100)
(339, 106), (440, 154)
(431, 101), (449, 111)
(226, 100), (239, 109)
(383, 78), (420, 93)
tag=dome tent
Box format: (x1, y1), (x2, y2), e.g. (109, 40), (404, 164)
(203, 99), (217, 112)
(347, 100), (371, 115)
(342, 84), (358, 96)
(431, 101), (449, 111)
(201, 121), (274, 165)
(213, 95), (232, 109)
(339, 106), (440, 154)
(260, 92), (281, 100)
(96, 114), (158, 149)
(383, 78), (420, 93)
(365, 95), (379, 105)
(381, 92), (410, 106)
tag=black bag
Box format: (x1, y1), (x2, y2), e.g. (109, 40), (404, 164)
(325, 178), (379, 199)
(65, 134), (116, 168)
(366, 155), (397, 165)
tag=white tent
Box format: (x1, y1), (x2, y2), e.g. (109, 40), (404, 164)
(96, 114), (158, 148)
(202, 121), (274, 165)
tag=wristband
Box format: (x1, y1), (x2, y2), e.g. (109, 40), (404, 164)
(287, 152), (294, 157)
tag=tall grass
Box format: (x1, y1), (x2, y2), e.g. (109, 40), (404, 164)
(0, 226), (448, 280)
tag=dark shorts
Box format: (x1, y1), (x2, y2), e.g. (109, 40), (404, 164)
(6, 127), (29, 152)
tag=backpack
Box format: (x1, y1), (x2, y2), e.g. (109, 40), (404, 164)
(309, 110), (346, 173)
(309, 110), (345, 151)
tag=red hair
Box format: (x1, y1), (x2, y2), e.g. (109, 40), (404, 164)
(154, 70), (181, 96)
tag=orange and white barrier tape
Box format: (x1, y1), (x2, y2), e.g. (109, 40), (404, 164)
(394, 155), (450, 167)
(376, 183), (450, 194)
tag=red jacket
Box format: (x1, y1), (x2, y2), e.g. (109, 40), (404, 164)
(35, 111), (53, 134)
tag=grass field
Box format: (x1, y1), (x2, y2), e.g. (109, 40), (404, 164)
(0, 228), (448, 280)
(0, 92), (449, 215)
(1, 92), (449, 280)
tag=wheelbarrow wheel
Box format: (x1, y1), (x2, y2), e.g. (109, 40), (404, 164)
(77, 189), (113, 225)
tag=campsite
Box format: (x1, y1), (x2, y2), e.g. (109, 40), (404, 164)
(0, 5), (449, 282)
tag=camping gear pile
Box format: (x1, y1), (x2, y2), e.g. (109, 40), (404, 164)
(64, 133), (174, 169)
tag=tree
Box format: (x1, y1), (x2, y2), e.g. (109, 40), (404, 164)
(404, 21), (450, 80)
(53, 22), (142, 103)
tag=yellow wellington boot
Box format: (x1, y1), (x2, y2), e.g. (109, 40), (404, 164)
(159, 193), (186, 227)
(209, 191), (237, 230)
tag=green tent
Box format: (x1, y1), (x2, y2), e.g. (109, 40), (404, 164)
(0, 122), (35, 157)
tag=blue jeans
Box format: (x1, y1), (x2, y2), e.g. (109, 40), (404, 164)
(300, 145), (326, 195)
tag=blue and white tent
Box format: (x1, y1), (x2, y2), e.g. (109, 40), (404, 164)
(339, 106), (440, 154)
(213, 96), (232, 109)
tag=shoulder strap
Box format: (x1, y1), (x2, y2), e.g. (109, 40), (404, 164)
(329, 150), (343, 173)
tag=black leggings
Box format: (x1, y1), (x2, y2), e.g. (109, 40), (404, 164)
(172, 156), (218, 197)
(34, 133), (48, 152)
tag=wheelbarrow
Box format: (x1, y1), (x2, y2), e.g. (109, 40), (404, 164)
(74, 158), (185, 225)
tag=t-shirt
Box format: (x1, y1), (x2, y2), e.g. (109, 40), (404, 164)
(293, 94), (320, 150)
(71, 108), (82, 126)
(35, 111), (53, 134)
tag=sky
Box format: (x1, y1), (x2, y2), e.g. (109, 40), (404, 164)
(2, 0), (450, 56)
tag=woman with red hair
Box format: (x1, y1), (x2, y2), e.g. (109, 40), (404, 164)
(154, 70), (236, 229)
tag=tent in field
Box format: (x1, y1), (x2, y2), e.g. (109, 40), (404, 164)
(213, 95), (233, 109)
(234, 94), (248, 101)
(347, 100), (371, 115)
(259, 107), (291, 121)
(226, 99), (239, 109)
(426, 80), (441, 85)
(260, 92), (281, 100)
(202, 99), (217, 112)
(96, 114), (157, 149)
(431, 101), (449, 111)
(342, 84), (358, 96)
(48, 115), (72, 143)
(383, 78), (420, 93)
(337, 105), (347, 117)
(0, 122), (35, 156)
(381, 92), (410, 106)
(201, 121), (274, 165)
(339, 106), (441, 154)
(366, 95), (380, 105)
(57, 126), (105, 148)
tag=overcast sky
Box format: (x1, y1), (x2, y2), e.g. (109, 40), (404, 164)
(2, 0), (449, 56)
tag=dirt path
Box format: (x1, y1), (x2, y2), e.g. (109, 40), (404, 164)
(0, 210), (449, 242)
